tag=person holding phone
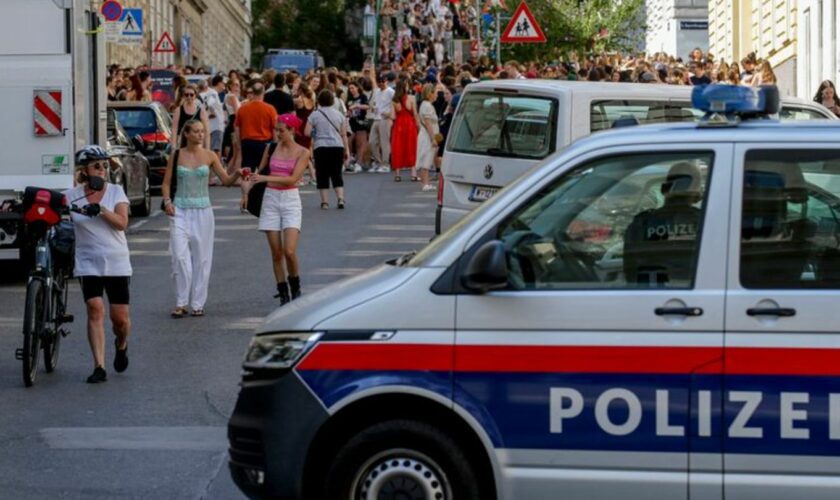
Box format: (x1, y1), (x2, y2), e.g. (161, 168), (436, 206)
(65, 145), (132, 384)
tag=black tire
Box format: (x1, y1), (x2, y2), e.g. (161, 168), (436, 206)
(43, 274), (66, 372)
(322, 420), (482, 500)
(132, 172), (151, 217)
(22, 279), (46, 387)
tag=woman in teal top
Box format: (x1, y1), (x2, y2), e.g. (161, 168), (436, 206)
(161, 119), (242, 317)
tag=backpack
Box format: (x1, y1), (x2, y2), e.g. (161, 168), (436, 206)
(245, 143), (278, 217)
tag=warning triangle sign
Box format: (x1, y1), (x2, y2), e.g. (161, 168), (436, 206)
(500, 2), (546, 43)
(154, 32), (176, 53)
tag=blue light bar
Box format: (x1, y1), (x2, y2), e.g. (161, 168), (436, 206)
(691, 84), (778, 115)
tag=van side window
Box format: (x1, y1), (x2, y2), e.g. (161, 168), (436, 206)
(590, 100), (702, 132)
(741, 150), (840, 288)
(497, 152), (714, 290)
(777, 106), (831, 121)
(448, 93), (557, 159)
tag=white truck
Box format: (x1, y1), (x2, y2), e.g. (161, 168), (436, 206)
(0, 0), (106, 260)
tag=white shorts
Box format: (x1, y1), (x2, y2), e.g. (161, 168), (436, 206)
(258, 188), (302, 232)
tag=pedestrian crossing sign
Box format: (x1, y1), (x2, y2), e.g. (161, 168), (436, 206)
(120, 8), (143, 37)
(500, 2), (546, 43)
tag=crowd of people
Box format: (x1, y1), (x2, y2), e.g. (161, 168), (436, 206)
(81, 43), (840, 383)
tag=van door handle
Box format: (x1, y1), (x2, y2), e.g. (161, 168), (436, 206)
(655, 307), (703, 317)
(747, 307), (796, 317)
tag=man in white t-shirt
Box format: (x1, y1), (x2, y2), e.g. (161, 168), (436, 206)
(368, 72), (396, 173)
(201, 76), (226, 156)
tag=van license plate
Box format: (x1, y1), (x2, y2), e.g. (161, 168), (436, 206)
(469, 185), (499, 202)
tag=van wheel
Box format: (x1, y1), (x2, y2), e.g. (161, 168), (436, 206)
(323, 420), (481, 500)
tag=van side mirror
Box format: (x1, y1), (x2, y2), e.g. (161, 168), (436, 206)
(461, 240), (509, 293)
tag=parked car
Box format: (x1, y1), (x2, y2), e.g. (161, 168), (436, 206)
(107, 101), (172, 190)
(106, 109), (152, 216)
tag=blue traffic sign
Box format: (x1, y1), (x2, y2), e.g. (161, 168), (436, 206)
(120, 8), (143, 37)
(101, 0), (122, 22)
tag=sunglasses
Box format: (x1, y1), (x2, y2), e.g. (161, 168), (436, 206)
(183, 93), (196, 97)
(88, 162), (108, 171)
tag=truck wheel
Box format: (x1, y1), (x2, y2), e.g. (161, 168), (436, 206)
(323, 420), (482, 500)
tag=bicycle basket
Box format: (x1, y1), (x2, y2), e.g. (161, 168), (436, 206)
(50, 220), (75, 273)
(22, 187), (65, 227)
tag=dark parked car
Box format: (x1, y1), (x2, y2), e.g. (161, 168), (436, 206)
(106, 110), (152, 216)
(108, 101), (172, 190)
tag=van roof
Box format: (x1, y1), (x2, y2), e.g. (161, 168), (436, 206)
(466, 79), (694, 99)
(568, 119), (840, 150)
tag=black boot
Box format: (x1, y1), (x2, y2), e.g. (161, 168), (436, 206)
(288, 276), (301, 300)
(273, 281), (290, 305)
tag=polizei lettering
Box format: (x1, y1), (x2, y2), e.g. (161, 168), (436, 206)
(549, 388), (835, 439)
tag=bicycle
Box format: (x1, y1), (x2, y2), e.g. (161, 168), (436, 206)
(12, 186), (100, 387)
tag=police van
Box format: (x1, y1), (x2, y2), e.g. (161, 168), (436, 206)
(229, 85), (840, 500)
(436, 80), (837, 234)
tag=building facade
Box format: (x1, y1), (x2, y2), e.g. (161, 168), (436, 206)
(94, 0), (250, 71)
(708, 0), (799, 96)
(645, 0), (710, 59)
(797, 0), (840, 99)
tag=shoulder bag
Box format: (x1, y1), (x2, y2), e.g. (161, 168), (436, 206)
(246, 143), (278, 217)
(160, 149), (180, 211)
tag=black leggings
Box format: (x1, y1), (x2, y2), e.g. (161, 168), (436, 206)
(314, 147), (344, 190)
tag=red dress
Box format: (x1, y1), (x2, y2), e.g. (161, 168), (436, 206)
(390, 95), (418, 170)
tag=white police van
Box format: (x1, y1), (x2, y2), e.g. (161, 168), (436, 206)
(436, 80), (837, 235)
(229, 85), (840, 500)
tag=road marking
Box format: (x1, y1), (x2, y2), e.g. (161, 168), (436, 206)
(378, 212), (435, 219)
(128, 209), (162, 231)
(341, 250), (415, 257)
(356, 237), (430, 244)
(40, 426), (227, 451)
(310, 267), (367, 276)
(369, 224), (434, 231)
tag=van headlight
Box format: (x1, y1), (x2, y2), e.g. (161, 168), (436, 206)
(243, 332), (322, 371)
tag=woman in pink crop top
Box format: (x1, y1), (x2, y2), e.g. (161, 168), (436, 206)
(251, 113), (311, 304)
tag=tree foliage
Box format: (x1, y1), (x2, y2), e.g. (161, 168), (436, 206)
(499, 0), (646, 62)
(251, 0), (363, 68)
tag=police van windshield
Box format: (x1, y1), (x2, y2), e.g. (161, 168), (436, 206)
(448, 92), (557, 159)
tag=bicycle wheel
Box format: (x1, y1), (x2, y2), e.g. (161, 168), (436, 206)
(43, 274), (65, 372)
(22, 279), (46, 387)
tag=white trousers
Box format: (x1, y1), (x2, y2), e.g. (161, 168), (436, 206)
(169, 207), (215, 309)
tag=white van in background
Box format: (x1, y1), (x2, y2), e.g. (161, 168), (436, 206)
(0, 0), (106, 260)
(436, 80), (836, 234)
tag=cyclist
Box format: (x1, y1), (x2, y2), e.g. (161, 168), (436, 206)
(64, 145), (133, 384)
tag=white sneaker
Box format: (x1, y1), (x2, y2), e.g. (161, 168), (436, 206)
(422, 184), (436, 192)
(377, 165), (391, 173)
(344, 161), (358, 173)
(352, 163), (363, 173)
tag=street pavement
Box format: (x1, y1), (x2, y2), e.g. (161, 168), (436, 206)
(0, 173), (437, 499)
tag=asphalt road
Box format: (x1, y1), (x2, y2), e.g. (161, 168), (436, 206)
(0, 173), (437, 499)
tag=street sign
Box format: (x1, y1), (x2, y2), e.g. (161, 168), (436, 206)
(100, 0), (122, 22)
(500, 2), (546, 44)
(120, 8), (143, 36)
(154, 32), (176, 53)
